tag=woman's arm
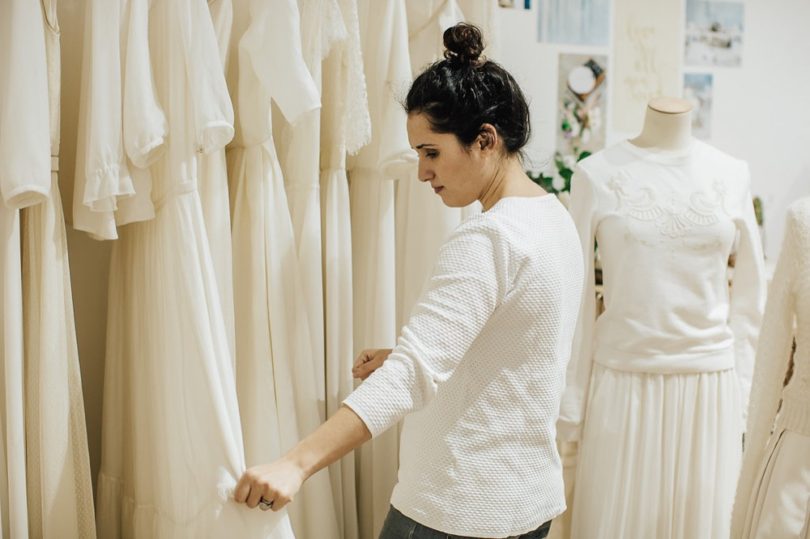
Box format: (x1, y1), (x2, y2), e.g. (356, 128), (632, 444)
(234, 405), (371, 511)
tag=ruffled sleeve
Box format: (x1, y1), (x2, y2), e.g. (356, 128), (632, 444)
(72, 0), (132, 239)
(557, 167), (599, 442)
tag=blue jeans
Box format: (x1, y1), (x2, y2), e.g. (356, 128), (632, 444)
(378, 506), (552, 539)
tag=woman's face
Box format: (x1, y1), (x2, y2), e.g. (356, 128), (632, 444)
(406, 112), (490, 208)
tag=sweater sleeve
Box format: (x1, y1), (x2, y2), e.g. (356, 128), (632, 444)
(730, 203), (800, 537)
(343, 219), (508, 437)
(557, 167), (598, 442)
(729, 170), (767, 421)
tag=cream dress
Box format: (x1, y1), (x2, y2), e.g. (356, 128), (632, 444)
(350, 1), (416, 537)
(320, 1), (371, 537)
(732, 198), (810, 539)
(273, 0), (345, 408)
(0, 0), (51, 536)
(96, 0), (290, 536)
(562, 141), (766, 539)
(199, 0), (236, 359)
(226, 0), (339, 537)
(20, 1), (96, 537)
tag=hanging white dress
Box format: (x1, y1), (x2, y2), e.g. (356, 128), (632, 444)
(225, 0), (340, 537)
(96, 0), (290, 536)
(732, 198), (810, 539)
(199, 0), (236, 358)
(561, 140), (766, 539)
(0, 0), (51, 536)
(20, 1), (96, 537)
(396, 0), (464, 330)
(320, 0), (371, 536)
(350, 1), (416, 537)
(273, 0), (346, 410)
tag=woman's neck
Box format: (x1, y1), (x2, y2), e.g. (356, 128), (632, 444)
(630, 97), (693, 151)
(479, 156), (544, 211)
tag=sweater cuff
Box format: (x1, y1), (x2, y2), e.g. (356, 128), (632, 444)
(342, 389), (387, 439)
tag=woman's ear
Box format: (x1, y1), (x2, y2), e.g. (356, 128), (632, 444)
(476, 123), (499, 152)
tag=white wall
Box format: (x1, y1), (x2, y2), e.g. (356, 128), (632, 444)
(494, 0), (810, 260)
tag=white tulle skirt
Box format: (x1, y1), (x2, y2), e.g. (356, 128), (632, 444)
(571, 363), (742, 539)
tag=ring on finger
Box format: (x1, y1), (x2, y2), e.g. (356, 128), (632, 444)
(259, 497), (274, 511)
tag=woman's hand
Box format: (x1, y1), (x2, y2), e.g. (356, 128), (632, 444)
(234, 457), (306, 512)
(352, 348), (393, 380)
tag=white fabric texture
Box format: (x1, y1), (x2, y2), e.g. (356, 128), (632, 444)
(96, 1), (290, 536)
(345, 195), (583, 538)
(350, 1), (416, 536)
(198, 0), (236, 360)
(733, 197), (810, 538)
(225, 0), (339, 537)
(563, 140), (766, 539)
(20, 2), (96, 537)
(573, 364), (743, 539)
(0, 0), (51, 536)
(319, 0), (370, 536)
(273, 0), (344, 409)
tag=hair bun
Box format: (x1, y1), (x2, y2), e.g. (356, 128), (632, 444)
(443, 23), (484, 67)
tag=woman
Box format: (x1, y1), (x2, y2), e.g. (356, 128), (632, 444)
(235, 23), (584, 539)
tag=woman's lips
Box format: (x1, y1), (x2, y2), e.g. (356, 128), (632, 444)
(433, 186), (444, 194)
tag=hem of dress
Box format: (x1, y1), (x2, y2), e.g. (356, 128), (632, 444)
(97, 472), (235, 537)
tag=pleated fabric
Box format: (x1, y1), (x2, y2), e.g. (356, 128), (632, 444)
(99, 191), (291, 538)
(571, 363), (742, 539)
(20, 4), (96, 536)
(319, 0), (370, 536)
(225, 0), (340, 536)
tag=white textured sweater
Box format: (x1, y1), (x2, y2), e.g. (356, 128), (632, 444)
(344, 195), (583, 538)
(731, 197), (810, 536)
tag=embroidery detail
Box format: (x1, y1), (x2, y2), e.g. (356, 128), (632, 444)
(607, 172), (728, 238)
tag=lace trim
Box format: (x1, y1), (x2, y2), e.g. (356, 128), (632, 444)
(340, 0), (371, 154)
(607, 171), (729, 239)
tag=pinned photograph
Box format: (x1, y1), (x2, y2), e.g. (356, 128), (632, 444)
(685, 0), (745, 67)
(684, 73), (714, 139)
(537, 0), (610, 46)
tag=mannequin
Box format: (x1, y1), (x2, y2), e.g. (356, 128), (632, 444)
(732, 197), (810, 539)
(630, 97), (693, 151)
(560, 97), (766, 539)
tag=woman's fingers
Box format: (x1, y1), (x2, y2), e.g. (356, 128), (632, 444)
(234, 473), (251, 504)
(352, 348), (393, 380)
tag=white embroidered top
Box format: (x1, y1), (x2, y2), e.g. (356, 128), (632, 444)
(558, 139), (767, 441)
(731, 197), (810, 536)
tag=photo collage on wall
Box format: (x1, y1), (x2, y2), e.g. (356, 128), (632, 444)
(684, 0), (744, 139)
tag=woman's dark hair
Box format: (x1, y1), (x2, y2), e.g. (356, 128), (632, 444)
(405, 23), (531, 156)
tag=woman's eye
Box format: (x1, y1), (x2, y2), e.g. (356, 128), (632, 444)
(425, 151), (438, 159)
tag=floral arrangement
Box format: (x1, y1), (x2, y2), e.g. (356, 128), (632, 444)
(527, 94), (602, 208)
